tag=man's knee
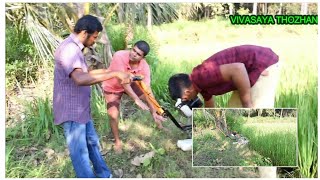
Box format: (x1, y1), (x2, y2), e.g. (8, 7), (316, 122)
(107, 101), (120, 120)
(87, 135), (100, 147)
(107, 110), (119, 121)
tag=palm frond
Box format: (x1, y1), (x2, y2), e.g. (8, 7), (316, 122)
(25, 4), (61, 61)
(150, 3), (178, 24)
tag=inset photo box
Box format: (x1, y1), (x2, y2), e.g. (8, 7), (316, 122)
(192, 108), (298, 167)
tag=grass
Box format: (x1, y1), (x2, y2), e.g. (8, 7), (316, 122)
(5, 17), (318, 178)
(193, 112), (297, 167)
(240, 119), (297, 166)
(152, 19), (317, 177)
(193, 127), (272, 167)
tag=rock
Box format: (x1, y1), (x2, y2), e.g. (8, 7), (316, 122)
(177, 139), (192, 151)
(130, 166), (135, 172)
(130, 151), (155, 166)
(114, 169), (124, 178)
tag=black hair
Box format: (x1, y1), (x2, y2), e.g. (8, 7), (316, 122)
(134, 40), (150, 56)
(168, 73), (192, 100)
(74, 15), (103, 34)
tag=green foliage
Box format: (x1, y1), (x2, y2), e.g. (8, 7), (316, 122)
(225, 114), (246, 131)
(283, 3), (301, 15)
(91, 86), (110, 134)
(6, 26), (36, 64)
(24, 97), (62, 143)
(5, 145), (14, 170)
(6, 25), (39, 91)
(241, 124), (297, 166)
(307, 3), (318, 15)
(106, 24), (127, 52)
(237, 7), (250, 15)
(141, 143), (167, 169)
(227, 114), (297, 167)
(193, 110), (212, 129)
(5, 15), (318, 177)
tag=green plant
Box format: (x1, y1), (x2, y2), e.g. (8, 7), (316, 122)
(139, 143), (167, 174)
(5, 25), (39, 92)
(237, 7), (250, 15)
(106, 24), (127, 52)
(91, 86), (110, 134)
(24, 97), (62, 142)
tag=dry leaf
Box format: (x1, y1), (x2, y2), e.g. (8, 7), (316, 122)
(130, 151), (155, 166)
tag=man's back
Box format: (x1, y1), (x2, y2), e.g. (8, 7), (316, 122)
(191, 45), (279, 98)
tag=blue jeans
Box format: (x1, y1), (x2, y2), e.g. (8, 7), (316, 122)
(63, 120), (111, 178)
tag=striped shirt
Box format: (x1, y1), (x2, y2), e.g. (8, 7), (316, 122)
(53, 34), (91, 125)
(190, 45), (279, 101)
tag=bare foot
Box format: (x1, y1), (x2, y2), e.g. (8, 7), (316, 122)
(113, 142), (123, 154)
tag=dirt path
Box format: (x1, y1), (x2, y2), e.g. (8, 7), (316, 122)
(193, 128), (266, 167)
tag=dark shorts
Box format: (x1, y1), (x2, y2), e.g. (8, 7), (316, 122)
(104, 82), (144, 109)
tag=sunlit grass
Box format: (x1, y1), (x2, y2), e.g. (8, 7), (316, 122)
(241, 120), (297, 166)
(6, 18), (317, 178)
(152, 19), (317, 177)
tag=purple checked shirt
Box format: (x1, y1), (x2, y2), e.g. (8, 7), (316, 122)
(53, 34), (91, 125)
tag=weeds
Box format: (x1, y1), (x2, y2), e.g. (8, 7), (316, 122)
(6, 18), (318, 178)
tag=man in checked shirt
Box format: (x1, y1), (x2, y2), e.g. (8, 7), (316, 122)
(53, 15), (133, 178)
(168, 45), (280, 108)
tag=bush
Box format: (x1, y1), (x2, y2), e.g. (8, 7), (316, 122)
(237, 7), (250, 15)
(106, 24), (127, 52)
(6, 25), (39, 92)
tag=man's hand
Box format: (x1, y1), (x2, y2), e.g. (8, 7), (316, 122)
(134, 99), (150, 110)
(115, 71), (133, 84)
(152, 112), (166, 122)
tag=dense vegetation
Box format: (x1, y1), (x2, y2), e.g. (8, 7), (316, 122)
(5, 3), (318, 178)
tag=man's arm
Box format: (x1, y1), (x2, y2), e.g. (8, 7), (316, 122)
(70, 68), (131, 86)
(88, 68), (109, 75)
(122, 83), (149, 110)
(219, 63), (253, 108)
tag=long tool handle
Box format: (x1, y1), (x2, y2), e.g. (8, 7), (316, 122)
(134, 79), (191, 132)
(135, 81), (165, 116)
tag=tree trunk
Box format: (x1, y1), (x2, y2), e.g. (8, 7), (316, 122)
(210, 109), (228, 135)
(76, 3), (85, 18)
(252, 2), (258, 15)
(228, 3), (234, 15)
(263, 3), (268, 15)
(147, 3), (152, 30)
(258, 109), (262, 117)
(301, 3), (308, 15)
(94, 3), (113, 67)
(118, 3), (125, 23)
(124, 5), (135, 49)
(278, 3), (283, 15)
